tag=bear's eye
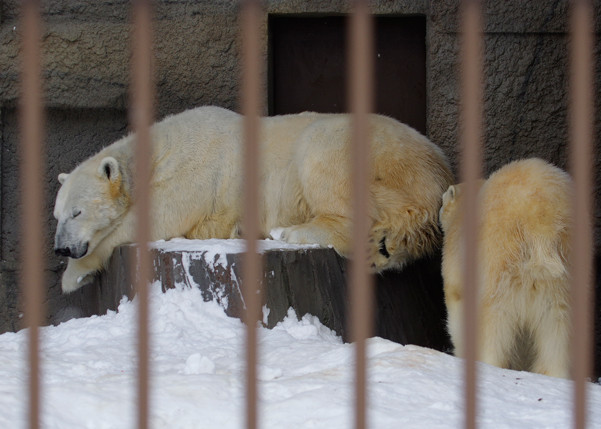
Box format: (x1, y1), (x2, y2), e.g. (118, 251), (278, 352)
(72, 209), (82, 219)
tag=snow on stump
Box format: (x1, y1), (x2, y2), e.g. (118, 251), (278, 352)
(86, 238), (451, 352)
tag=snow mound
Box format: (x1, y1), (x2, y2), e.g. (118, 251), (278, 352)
(0, 283), (599, 428)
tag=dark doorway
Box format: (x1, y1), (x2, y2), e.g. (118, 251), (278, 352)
(268, 15), (427, 134)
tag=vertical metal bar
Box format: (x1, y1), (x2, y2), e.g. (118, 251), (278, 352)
(19, 2), (44, 429)
(130, 1), (154, 429)
(241, 1), (262, 429)
(568, 1), (594, 428)
(459, 1), (483, 429)
(348, 2), (374, 429)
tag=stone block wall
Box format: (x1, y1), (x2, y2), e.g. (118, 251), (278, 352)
(0, 0), (599, 349)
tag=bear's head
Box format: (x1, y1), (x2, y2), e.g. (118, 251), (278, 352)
(54, 156), (131, 260)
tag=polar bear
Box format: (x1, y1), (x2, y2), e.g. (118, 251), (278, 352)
(439, 158), (572, 378)
(54, 106), (453, 293)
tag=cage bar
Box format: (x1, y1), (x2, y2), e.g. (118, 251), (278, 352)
(568, 1), (595, 428)
(347, 1), (374, 429)
(19, 1), (45, 429)
(241, 1), (263, 429)
(130, 1), (155, 429)
(459, 1), (484, 428)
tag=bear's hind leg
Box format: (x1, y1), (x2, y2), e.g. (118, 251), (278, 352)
(445, 288), (464, 357)
(530, 299), (570, 378)
(478, 303), (516, 369)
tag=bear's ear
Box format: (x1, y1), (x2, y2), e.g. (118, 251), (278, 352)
(58, 173), (69, 184)
(98, 157), (121, 183)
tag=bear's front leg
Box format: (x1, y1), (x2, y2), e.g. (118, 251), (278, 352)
(61, 258), (97, 293)
(279, 214), (352, 257)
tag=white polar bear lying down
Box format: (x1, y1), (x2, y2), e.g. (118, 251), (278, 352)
(54, 106), (453, 293)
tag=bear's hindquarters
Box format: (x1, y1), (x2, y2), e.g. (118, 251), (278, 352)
(530, 300), (571, 378)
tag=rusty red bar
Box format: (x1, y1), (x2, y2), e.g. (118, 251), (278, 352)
(240, 1), (263, 429)
(19, 1), (45, 429)
(347, 1), (374, 429)
(130, 1), (154, 429)
(459, 1), (484, 428)
(568, 1), (594, 428)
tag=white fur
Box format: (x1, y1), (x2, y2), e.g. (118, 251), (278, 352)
(54, 106), (452, 293)
(439, 158), (572, 378)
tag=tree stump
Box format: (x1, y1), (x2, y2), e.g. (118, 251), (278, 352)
(66, 239), (451, 352)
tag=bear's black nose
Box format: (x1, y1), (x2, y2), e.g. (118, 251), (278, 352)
(55, 247), (71, 257)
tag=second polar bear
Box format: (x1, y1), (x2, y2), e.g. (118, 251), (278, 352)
(439, 158), (572, 378)
(54, 106), (453, 293)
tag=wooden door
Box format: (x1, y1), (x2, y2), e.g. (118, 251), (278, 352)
(269, 15), (427, 134)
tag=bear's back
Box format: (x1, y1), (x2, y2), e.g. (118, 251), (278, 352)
(480, 158), (572, 282)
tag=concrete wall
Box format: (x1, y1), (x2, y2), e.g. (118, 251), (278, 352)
(0, 0), (600, 333)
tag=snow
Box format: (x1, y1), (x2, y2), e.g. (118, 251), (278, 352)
(150, 235), (321, 255)
(148, 236), (321, 277)
(0, 237), (600, 428)
(0, 286), (599, 428)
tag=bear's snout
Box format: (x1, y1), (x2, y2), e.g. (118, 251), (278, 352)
(55, 246), (72, 257)
(54, 242), (89, 259)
